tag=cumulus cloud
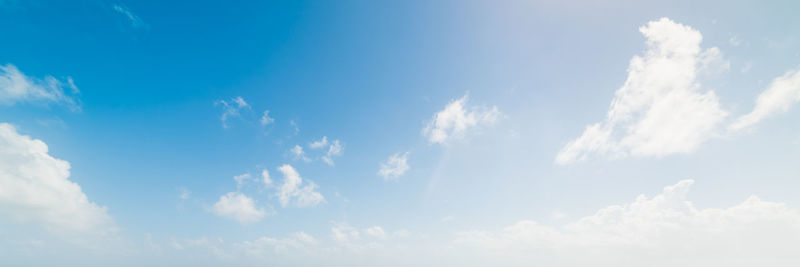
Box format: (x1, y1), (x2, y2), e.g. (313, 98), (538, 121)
(261, 169), (273, 187)
(276, 164), (324, 208)
(211, 192), (266, 224)
(233, 173), (252, 189)
(454, 179), (800, 266)
(423, 94), (501, 144)
(729, 68), (800, 131)
(378, 152), (409, 181)
(215, 96), (250, 128)
(0, 123), (113, 234)
(309, 136), (328, 149)
(556, 18), (729, 164)
(0, 64), (80, 110)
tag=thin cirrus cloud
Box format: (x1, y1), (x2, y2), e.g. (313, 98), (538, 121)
(112, 4), (147, 29)
(0, 64), (81, 111)
(556, 18), (729, 164)
(0, 123), (114, 235)
(378, 152), (409, 181)
(423, 94), (501, 144)
(729, 68), (800, 131)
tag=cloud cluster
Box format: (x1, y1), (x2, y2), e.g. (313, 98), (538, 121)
(0, 64), (80, 111)
(0, 123), (113, 234)
(556, 18), (728, 164)
(291, 136), (344, 165)
(454, 179), (800, 266)
(423, 94), (501, 144)
(211, 164), (323, 223)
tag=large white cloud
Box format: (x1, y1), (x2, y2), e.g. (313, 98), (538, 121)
(0, 64), (80, 110)
(556, 18), (729, 164)
(211, 192), (266, 224)
(729, 68), (800, 131)
(423, 94), (501, 144)
(0, 123), (113, 234)
(276, 164), (324, 208)
(454, 179), (800, 266)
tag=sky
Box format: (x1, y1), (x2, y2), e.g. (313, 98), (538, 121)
(1, 0), (800, 266)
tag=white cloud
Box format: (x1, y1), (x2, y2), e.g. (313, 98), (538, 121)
(0, 64), (80, 111)
(454, 179), (800, 266)
(233, 173), (252, 189)
(729, 68), (800, 131)
(290, 145), (309, 161)
(309, 136), (328, 149)
(215, 96), (250, 128)
(331, 222), (360, 244)
(261, 169), (273, 187)
(556, 18), (729, 164)
(178, 187), (191, 200)
(237, 232), (318, 256)
(321, 139), (343, 166)
(364, 226), (388, 240)
(276, 164), (324, 208)
(423, 94), (501, 144)
(211, 192), (266, 224)
(112, 4), (146, 29)
(260, 110), (275, 126)
(378, 152), (409, 181)
(0, 123), (113, 234)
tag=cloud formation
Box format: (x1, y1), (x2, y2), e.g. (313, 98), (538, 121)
(423, 94), (501, 144)
(378, 152), (409, 181)
(0, 64), (80, 110)
(215, 96), (250, 128)
(730, 68), (800, 131)
(556, 18), (729, 164)
(211, 192), (266, 224)
(0, 123), (113, 234)
(113, 4), (146, 29)
(454, 179), (800, 266)
(276, 164), (324, 208)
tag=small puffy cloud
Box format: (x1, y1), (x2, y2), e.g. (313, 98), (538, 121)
(290, 145), (309, 161)
(556, 18), (728, 164)
(309, 136), (328, 149)
(378, 152), (409, 181)
(0, 64), (80, 111)
(729, 68), (800, 131)
(321, 139), (343, 166)
(112, 4), (146, 29)
(215, 96), (250, 128)
(423, 94), (501, 144)
(260, 110), (275, 126)
(276, 164), (324, 208)
(0, 123), (113, 234)
(211, 192), (266, 224)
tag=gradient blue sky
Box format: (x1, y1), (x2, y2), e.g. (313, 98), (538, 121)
(1, 1), (800, 266)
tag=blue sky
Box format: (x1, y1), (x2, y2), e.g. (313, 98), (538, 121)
(2, 0), (800, 266)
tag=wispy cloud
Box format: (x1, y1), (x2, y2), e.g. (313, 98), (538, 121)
(0, 64), (81, 111)
(113, 4), (146, 29)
